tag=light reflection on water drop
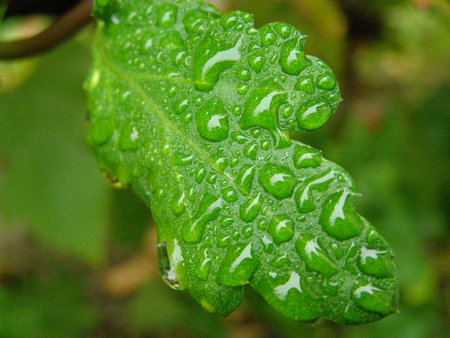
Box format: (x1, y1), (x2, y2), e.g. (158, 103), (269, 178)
(157, 242), (181, 290)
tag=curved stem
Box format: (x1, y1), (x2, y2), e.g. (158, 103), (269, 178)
(0, 0), (94, 60)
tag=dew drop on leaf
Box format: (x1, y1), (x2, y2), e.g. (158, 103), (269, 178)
(217, 243), (259, 286)
(157, 242), (182, 290)
(196, 99), (230, 142)
(258, 163), (298, 200)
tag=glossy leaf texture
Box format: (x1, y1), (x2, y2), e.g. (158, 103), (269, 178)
(86, 0), (399, 325)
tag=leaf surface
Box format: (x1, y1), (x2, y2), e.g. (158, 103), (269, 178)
(87, 0), (399, 324)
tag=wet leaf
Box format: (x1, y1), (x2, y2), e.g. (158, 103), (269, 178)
(87, 0), (398, 324)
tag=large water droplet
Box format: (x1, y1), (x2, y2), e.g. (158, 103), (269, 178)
(258, 163), (298, 200)
(358, 246), (395, 278)
(293, 144), (322, 169)
(295, 235), (339, 277)
(160, 30), (183, 49)
(248, 52), (266, 73)
(239, 79), (287, 131)
(156, 3), (178, 28)
(352, 283), (395, 316)
(317, 73), (337, 90)
(240, 193), (263, 223)
(119, 125), (140, 151)
(89, 114), (115, 146)
(274, 272), (302, 300)
(295, 170), (335, 213)
(279, 38), (311, 76)
(195, 163), (207, 183)
(194, 37), (242, 92)
(217, 243), (259, 286)
(268, 215), (295, 245)
(260, 25), (277, 46)
(243, 141), (259, 160)
(319, 190), (364, 240)
(196, 99), (230, 142)
(182, 194), (222, 243)
(273, 22), (293, 39)
(296, 100), (333, 131)
(157, 241), (182, 290)
(236, 164), (256, 193)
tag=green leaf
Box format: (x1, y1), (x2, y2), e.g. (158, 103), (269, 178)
(86, 0), (399, 324)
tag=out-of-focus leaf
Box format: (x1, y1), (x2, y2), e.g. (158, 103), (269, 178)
(0, 34), (110, 263)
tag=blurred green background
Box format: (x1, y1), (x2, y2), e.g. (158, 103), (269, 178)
(1, 0), (450, 337)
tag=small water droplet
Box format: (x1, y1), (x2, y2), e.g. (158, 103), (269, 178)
(257, 218), (268, 230)
(231, 131), (249, 144)
(261, 140), (271, 150)
(171, 152), (194, 166)
(182, 194), (222, 243)
(217, 243), (259, 286)
(119, 125), (140, 151)
(236, 164), (256, 192)
(242, 225), (254, 238)
(156, 3), (178, 28)
(296, 100), (333, 131)
(236, 67), (251, 81)
(273, 22), (293, 39)
(196, 99), (230, 142)
(260, 25), (277, 46)
(171, 191), (187, 216)
(295, 170), (335, 213)
(89, 113), (115, 146)
(243, 141), (259, 160)
(237, 83), (250, 95)
(222, 187), (238, 202)
(248, 52), (266, 73)
(270, 253), (290, 268)
(220, 217), (234, 227)
(240, 193), (263, 223)
(259, 163), (298, 200)
(293, 144), (322, 168)
(217, 234), (231, 247)
(195, 246), (212, 280)
(317, 74), (337, 90)
(220, 13), (238, 30)
(183, 9), (210, 34)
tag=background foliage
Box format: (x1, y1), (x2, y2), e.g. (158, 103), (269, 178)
(1, 0), (450, 337)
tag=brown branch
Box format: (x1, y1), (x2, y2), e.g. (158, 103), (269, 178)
(0, 0), (93, 60)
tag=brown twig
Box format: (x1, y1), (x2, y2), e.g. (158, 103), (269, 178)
(0, 0), (93, 60)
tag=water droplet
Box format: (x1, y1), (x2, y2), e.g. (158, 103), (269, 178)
(295, 235), (339, 277)
(296, 100), (333, 131)
(260, 25), (277, 46)
(119, 125), (140, 150)
(220, 217), (234, 227)
(194, 37), (242, 92)
(195, 246), (212, 280)
(161, 143), (170, 155)
(171, 152), (194, 166)
(222, 187), (238, 202)
(240, 193), (263, 223)
(237, 83), (250, 95)
(196, 99), (230, 142)
(258, 163), (298, 200)
(260, 235), (274, 253)
(261, 140), (271, 150)
(157, 241), (182, 290)
(319, 190), (364, 240)
(89, 114), (115, 145)
(231, 131), (249, 144)
(220, 13), (238, 30)
(352, 283), (394, 316)
(295, 170), (335, 213)
(195, 163), (207, 183)
(156, 3), (178, 28)
(217, 243), (259, 286)
(217, 234), (231, 247)
(236, 164), (256, 192)
(293, 144), (322, 169)
(317, 74), (337, 90)
(248, 52), (266, 73)
(257, 218), (268, 230)
(182, 194), (222, 243)
(160, 30), (183, 49)
(183, 9), (210, 34)
(242, 225), (254, 238)
(236, 67), (251, 81)
(358, 246), (395, 278)
(268, 215), (295, 245)
(279, 38), (311, 76)
(171, 191), (187, 216)
(243, 141), (259, 160)
(273, 22), (293, 39)
(239, 79), (287, 131)
(295, 75), (315, 94)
